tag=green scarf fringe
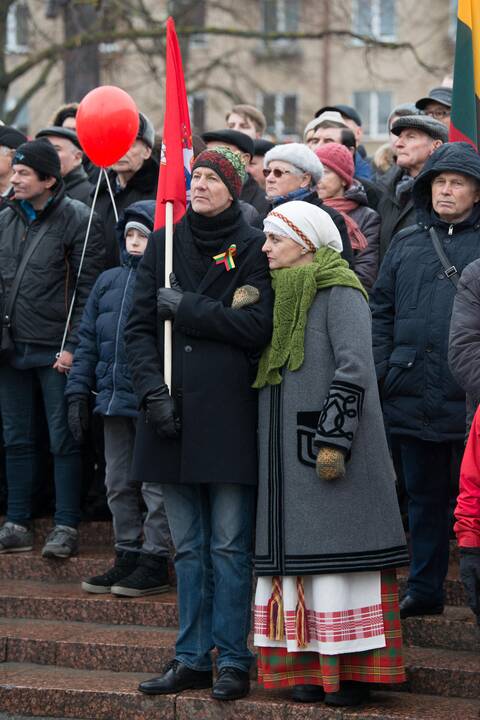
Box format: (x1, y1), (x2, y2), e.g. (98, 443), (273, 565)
(253, 246), (368, 389)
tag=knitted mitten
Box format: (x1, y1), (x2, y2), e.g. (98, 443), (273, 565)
(232, 285), (260, 309)
(316, 446), (346, 481)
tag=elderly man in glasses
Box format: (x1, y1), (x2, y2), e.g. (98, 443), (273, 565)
(263, 142), (353, 266)
(415, 87), (452, 129)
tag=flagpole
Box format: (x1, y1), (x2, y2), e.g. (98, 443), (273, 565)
(164, 200), (174, 390)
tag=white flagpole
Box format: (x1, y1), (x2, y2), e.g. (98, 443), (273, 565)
(164, 200), (174, 390)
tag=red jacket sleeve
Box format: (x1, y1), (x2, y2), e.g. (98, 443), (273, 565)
(454, 406), (480, 547)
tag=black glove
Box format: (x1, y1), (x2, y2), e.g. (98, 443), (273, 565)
(459, 548), (480, 626)
(67, 394), (89, 443)
(145, 385), (180, 439)
(157, 273), (183, 320)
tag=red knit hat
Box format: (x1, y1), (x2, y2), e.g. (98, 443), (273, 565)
(315, 143), (354, 188)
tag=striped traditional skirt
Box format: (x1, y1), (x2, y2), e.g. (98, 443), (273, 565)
(255, 570), (405, 693)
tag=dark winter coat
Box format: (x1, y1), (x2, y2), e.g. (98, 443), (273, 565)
(377, 165), (416, 263)
(66, 201), (156, 417)
(448, 258), (480, 429)
(345, 183), (381, 292)
(125, 203), (274, 486)
(94, 157), (159, 269)
(241, 173), (270, 219)
(371, 142), (480, 441)
(0, 186), (105, 353)
(64, 165), (93, 206)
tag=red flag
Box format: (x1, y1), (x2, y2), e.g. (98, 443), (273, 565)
(155, 17), (193, 229)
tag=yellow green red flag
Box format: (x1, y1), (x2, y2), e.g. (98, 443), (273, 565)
(450, 0), (480, 148)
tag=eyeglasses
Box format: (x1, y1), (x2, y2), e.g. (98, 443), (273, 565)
(263, 167), (296, 179)
(425, 109), (450, 120)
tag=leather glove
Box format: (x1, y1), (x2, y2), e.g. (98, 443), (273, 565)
(67, 394), (89, 443)
(145, 385), (180, 439)
(316, 445), (346, 482)
(459, 548), (480, 626)
(157, 273), (183, 320)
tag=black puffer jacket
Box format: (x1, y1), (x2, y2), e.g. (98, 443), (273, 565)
(377, 164), (416, 263)
(371, 142), (480, 441)
(64, 164), (93, 206)
(94, 156), (159, 269)
(0, 186), (105, 352)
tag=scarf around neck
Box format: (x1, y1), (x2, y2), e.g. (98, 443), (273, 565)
(271, 185), (312, 208)
(187, 201), (243, 255)
(322, 196), (368, 251)
(253, 246), (368, 389)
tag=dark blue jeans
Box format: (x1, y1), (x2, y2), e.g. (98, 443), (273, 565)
(162, 482), (255, 673)
(398, 436), (463, 605)
(0, 364), (82, 528)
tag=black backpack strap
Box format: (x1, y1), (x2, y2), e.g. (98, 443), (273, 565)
(429, 226), (459, 288)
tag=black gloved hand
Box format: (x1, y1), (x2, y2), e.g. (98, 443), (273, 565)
(157, 273), (183, 320)
(67, 394), (89, 443)
(145, 384), (180, 439)
(460, 548), (480, 626)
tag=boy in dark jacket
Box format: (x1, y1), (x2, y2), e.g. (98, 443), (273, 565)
(66, 201), (171, 596)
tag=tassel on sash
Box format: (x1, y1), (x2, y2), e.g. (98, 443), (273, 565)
(266, 575), (284, 640)
(295, 575), (310, 648)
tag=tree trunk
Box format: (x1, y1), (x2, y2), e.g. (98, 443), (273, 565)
(63, 2), (99, 102)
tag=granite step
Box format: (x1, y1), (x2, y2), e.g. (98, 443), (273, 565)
(0, 617), (478, 698)
(0, 618), (176, 674)
(0, 549), (115, 582)
(402, 605), (479, 652)
(0, 664), (480, 720)
(405, 645), (480, 699)
(0, 580), (178, 628)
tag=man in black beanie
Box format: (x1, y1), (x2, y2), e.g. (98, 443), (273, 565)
(0, 138), (105, 560)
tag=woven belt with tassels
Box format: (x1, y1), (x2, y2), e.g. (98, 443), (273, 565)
(266, 575), (310, 648)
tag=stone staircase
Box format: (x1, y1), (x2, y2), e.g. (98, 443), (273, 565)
(0, 521), (478, 720)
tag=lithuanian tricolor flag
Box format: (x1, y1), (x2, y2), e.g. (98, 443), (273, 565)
(450, 0), (480, 148)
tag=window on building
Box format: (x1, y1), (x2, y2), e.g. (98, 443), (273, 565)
(169, 0), (207, 45)
(189, 94), (206, 134)
(262, 93), (298, 138)
(5, 97), (29, 135)
(353, 90), (392, 138)
(262, 0), (299, 34)
(6, 1), (30, 53)
(352, 0), (396, 40)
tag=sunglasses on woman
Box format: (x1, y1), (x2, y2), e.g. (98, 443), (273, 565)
(263, 167), (294, 179)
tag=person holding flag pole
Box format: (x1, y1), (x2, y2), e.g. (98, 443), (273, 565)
(125, 18), (274, 701)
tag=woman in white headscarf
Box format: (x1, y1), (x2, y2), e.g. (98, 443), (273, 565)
(252, 201), (408, 707)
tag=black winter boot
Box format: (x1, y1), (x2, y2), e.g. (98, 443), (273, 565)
(110, 553), (170, 597)
(81, 550), (139, 594)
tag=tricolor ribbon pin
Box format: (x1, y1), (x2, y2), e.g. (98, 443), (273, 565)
(213, 244), (237, 271)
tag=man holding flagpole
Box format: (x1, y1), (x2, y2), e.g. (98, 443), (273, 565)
(125, 18), (273, 701)
(125, 146), (273, 701)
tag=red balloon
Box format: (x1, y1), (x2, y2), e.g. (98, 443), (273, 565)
(76, 86), (139, 167)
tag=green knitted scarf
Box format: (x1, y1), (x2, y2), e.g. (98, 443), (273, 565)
(253, 246), (368, 389)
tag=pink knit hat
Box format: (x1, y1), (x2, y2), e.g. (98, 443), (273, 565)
(315, 143), (354, 188)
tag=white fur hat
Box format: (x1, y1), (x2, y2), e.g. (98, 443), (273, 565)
(264, 143), (324, 184)
(263, 200), (343, 253)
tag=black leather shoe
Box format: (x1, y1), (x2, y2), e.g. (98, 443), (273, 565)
(325, 681), (370, 707)
(399, 594), (444, 619)
(291, 684), (325, 702)
(211, 667), (250, 701)
(138, 659), (212, 695)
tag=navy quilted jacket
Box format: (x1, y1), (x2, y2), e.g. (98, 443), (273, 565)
(371, 143), (480, 441)
(65, 201), (155, 417)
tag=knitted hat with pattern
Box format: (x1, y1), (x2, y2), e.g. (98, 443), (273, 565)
(192, 146), (246, 199)
(315, 142), (354, 188)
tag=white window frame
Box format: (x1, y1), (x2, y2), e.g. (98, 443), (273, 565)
(353, 90), (392, 139)
(260, 92), (298, 139)
(6, 1), (28, 54)
(352, 0), (396, 42)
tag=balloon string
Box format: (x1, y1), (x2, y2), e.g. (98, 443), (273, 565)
(103, 166), (119, 223)
(57, 169), (103, 358)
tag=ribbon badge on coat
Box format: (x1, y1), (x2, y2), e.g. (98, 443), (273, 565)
(213, 244), (237, 271)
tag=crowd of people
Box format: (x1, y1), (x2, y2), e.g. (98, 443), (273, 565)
(0, 85), (479, 708)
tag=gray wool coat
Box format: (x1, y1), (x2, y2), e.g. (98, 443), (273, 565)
(254, 285), (409, 577)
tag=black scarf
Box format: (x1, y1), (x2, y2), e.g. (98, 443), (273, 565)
(187, 201), (243, 256)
